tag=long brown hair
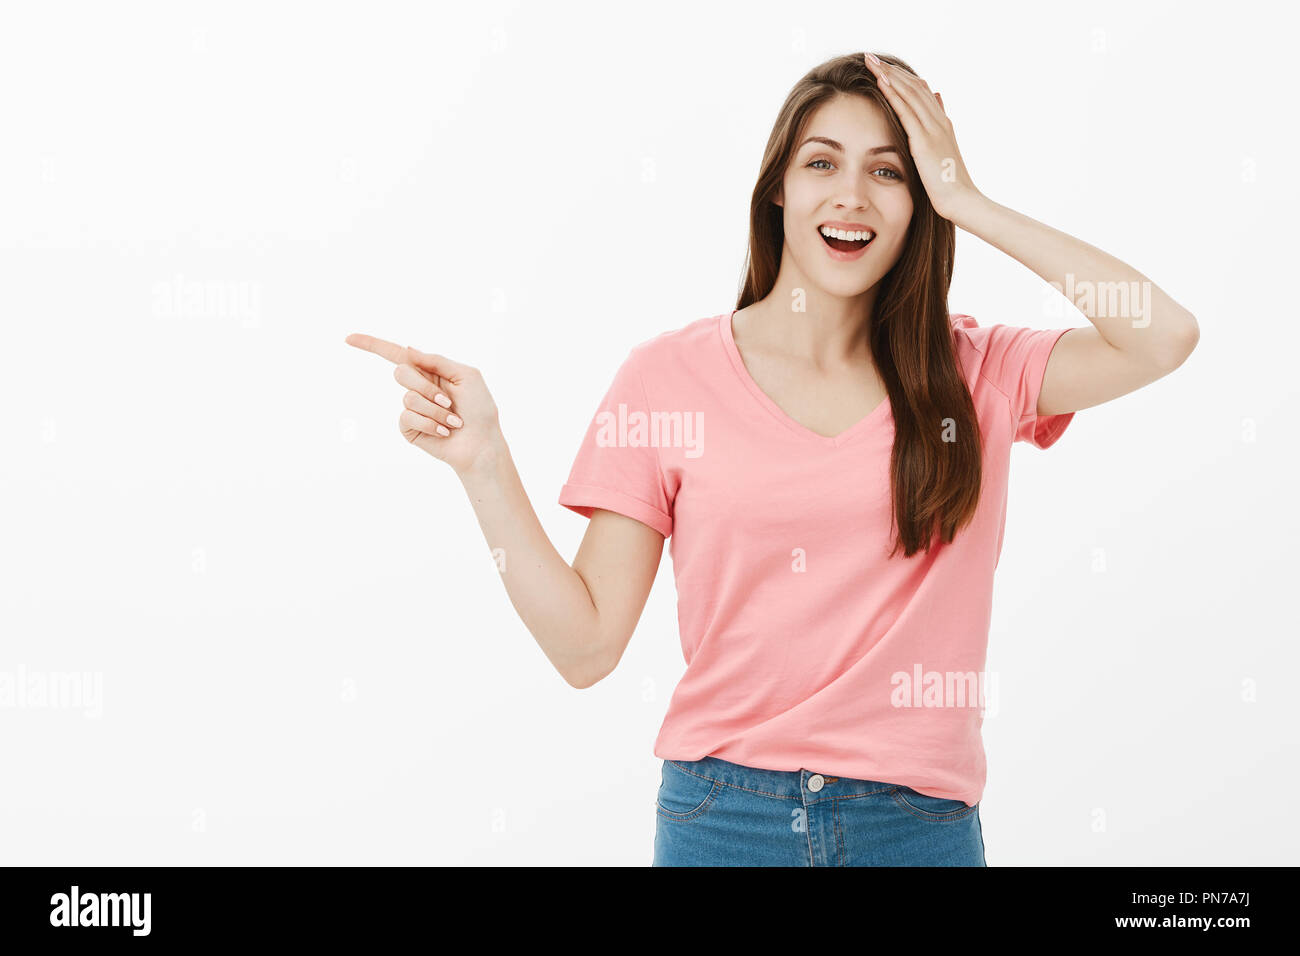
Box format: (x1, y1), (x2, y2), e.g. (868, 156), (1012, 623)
(737, 51), (981, 559)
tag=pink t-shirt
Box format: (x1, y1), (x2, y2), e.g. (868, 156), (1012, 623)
(558, 309), (1075, 806)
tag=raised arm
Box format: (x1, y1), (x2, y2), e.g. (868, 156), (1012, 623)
(860, 52), (1200, 417)
(946, 193), (1199, 417)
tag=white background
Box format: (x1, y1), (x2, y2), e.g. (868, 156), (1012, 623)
(2, 0), (1295, 865)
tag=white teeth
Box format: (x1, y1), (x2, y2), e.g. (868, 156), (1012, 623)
(819, 225), (875, 241)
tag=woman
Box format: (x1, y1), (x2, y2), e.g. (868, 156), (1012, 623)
(345, 52), (1198, 866)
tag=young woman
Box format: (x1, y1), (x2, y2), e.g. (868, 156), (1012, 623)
(345, 52), (1198, 866)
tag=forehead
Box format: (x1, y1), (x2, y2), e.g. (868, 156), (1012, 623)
(798, 95), (893, 147)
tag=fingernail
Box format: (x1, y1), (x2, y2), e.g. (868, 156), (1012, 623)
(436, 425), (450, 436)
(446, 413), (463, 428)
(866, 52), (881, 65)
(434, 393), (451, 407)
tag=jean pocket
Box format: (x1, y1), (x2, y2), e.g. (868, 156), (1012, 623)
(655, 760), (721, 822)
(889, 785), (977, 822)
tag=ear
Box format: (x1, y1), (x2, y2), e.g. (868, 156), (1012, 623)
(774, 186), (783, 208)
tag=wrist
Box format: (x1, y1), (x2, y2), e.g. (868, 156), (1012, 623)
(945, 189), (992, 229)
(456, 429), (510, 488)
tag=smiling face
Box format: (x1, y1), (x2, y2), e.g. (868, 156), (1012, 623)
(774, 94), (914, 299)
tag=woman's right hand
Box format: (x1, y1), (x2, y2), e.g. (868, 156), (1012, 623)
(344, 332), (502, 477)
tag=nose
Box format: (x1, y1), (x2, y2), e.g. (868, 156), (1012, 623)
(834, 169), (876, 212)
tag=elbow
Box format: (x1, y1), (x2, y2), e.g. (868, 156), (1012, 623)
(1158, 312), (1200, 370)
(1178, 313), (1200, 355)
(562, 648), (612, 690)
(563, 667), (593, 690)
(561, 620), (622, 689)
(564, 666), (607, 690)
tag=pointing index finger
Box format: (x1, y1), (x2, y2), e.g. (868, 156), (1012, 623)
(344, 333), (410, 365)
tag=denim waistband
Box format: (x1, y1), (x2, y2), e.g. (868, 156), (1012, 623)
(667, 755), (900, 801)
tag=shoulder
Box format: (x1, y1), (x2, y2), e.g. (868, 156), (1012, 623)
(620, 312), (722, 374)
(947, 312), (989, 385)
(948, 312), (991, 354)
(947, 312), (1066, 397)
(629, 312), (717, 354)
(593, 313), (721, 402)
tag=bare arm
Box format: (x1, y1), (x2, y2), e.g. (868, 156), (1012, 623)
(458, 434), (665, 688)
(857, 55), (1199, 416)
(343, 332), (663, 689)
(949, 192), (1199, 417)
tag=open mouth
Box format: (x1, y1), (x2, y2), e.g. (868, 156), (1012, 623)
(819, 230), (874, 253)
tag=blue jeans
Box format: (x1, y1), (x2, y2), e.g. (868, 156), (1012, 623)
(652, 755), (986, 866)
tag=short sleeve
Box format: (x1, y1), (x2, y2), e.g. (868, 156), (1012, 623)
(956, 317), (1076, 449)
(558, 347), (674, 538)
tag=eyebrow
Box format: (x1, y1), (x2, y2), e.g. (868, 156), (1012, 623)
(797, 136), (900, 157)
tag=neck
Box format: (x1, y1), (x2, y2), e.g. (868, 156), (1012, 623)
(749, 278), (879, 370)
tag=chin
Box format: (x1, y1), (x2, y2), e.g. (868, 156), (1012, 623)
(811, 266), (880, 297)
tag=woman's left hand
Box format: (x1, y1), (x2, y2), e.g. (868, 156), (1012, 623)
(862, 53), (982, 222)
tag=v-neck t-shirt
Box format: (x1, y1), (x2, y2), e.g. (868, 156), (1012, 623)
(558, 309), (1075, 806)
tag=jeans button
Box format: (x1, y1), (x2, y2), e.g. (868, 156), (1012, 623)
(807, 773), (825, 792)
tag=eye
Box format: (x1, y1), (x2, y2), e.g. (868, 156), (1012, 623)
(805, 158), (904, 181)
